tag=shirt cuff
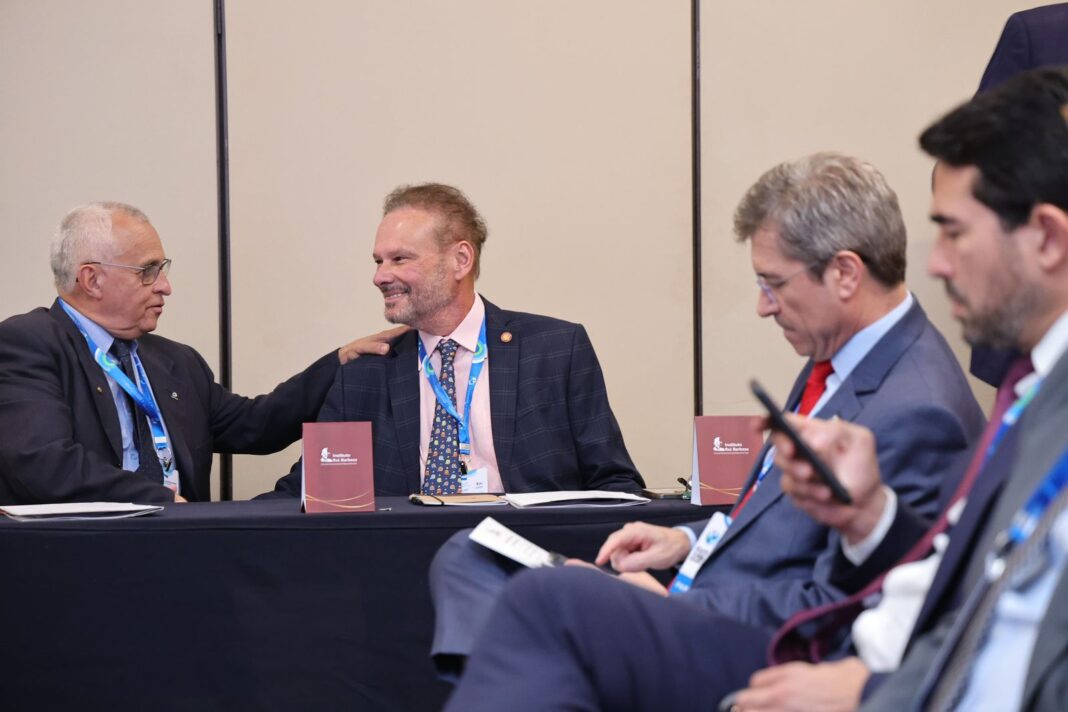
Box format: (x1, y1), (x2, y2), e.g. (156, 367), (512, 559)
(841, 486), (897, 565)
(675, 525), (697, 548)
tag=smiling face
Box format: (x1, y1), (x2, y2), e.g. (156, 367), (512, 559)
(927, 163), (1039, 350)
(372, 207), (471, 334)
(89, 212), (172, 339)
(750, 226), (846, 360)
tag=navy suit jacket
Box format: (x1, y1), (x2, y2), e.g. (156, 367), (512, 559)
(272, 298), (643, 496)
(969, 3), (1068, 387)
(978, 3), (1068, 92)
(679, 301), (984, 629)
(0, 300), (339, 504)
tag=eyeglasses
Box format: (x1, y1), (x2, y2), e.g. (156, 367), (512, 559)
(85, 259), (172, 285)
(756, 263), (816, 305)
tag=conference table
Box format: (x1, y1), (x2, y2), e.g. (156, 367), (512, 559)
(0, 496), (721, 711)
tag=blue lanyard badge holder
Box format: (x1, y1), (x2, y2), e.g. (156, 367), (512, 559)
(417, 319), (488, 478)
(60, 301), (180, 493)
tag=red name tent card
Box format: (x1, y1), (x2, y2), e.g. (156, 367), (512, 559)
(690, 416), (763, 506)
(301, 422), (375, 514)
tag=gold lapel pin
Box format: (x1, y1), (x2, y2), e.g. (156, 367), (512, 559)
(500, 331), (513, 343)
(96, 386), (104, 394)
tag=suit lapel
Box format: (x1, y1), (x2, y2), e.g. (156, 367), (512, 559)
(1022, 567), (1068, 708)
(910, 431), (1016, 635)
(710, 302), (928, 556)
(484, 300), (518, 486)
(49, 301), (123, 461)
(712, 368), (810, 551)
(136, 340), (196, 498)
(387, 332), (423, 493)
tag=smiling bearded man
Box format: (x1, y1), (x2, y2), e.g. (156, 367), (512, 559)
(270, 183), (644, 497)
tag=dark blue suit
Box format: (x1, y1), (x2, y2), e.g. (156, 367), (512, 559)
(0, 300), (339, 504)
(272, 298), (642, 495)
(434, 300), (984, 699)
(978, 3), (1068, 93)
(969, 3), (1068, 387)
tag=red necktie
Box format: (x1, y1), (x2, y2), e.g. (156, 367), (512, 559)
(732, 361), (834, 516)
(767, 354), (1034, 665)
(798, 360), (835, 417)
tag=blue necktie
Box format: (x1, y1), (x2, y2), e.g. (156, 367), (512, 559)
(423, 339), (463, 495)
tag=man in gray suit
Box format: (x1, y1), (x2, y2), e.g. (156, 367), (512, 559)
(429, 153), (984, 680)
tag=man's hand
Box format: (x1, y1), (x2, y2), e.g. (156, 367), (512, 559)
(595, 521), (692, 572)
(771, 414), (887, 545)
(337, 325), (410, 364)
(731, 658), (869, 712)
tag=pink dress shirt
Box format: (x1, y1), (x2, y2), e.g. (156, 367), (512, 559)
(418, 295), (504, 492)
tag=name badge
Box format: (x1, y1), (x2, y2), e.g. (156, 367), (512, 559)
(461, 467), (490, 494)
(669, 511), (731, 594)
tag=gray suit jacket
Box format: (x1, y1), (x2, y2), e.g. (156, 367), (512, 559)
(679, 301), (984, 629)
(862, 346), (1068, 711)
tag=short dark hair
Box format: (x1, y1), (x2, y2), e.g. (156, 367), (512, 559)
(919, 67), (1068, 229)
(383, 183), (488, 277)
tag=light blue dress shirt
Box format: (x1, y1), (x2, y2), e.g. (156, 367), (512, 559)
(60, 298), (167, 473)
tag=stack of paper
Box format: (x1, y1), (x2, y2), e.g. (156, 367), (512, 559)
(0, 502), (163, 522)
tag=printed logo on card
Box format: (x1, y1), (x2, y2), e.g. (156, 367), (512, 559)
(712, 436), (750, 455)
(320, 447), (359, 465)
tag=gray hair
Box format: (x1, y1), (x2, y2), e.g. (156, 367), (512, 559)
(50, 202), (150, 292)
(733, 153), (906, 286)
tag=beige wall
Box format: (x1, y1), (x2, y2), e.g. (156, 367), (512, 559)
(0, 0), (220, 486)
(0, 1), (1037, 499)
(224, 0), (694, 498)
(699, 0), (1035, 413)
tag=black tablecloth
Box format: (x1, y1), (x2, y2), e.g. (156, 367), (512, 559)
(0, 497), (717, 711)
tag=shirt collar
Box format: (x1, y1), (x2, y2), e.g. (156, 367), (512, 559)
(418, 294), (485, 356)
(1028, 308), (1068, 382)
(58, 297), (125, 355)
(829, 291), (914, 381)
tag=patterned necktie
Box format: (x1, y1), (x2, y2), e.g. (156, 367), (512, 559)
(768, 354), (1034, 665)
(110, 339), (164, 481)
(423, 339), (464, 495)
(733, 360), (834, 517)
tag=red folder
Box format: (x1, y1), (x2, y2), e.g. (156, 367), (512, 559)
(301, 422), (375, 514)
(691, 416), (763, 506)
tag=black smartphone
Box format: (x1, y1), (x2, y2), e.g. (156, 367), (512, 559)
(749, 379), (853, 505)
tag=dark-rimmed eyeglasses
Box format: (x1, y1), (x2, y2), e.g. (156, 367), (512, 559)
(85, 259), (172, 285)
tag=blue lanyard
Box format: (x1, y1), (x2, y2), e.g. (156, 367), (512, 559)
(985, 376), (1041, 465)
(417, 318), (487, 460)
(59, 301), (179, 490)
(1006, 448), (1068, 545)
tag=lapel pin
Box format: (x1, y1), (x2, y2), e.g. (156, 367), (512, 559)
(500, 332), (513, 343)
(171, 392), (179, 400)
(96, 386), (104, 394)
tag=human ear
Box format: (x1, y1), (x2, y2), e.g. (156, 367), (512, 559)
(830, 250), (864, 299)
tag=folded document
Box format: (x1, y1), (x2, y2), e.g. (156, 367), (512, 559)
(0, 502), (164, 522)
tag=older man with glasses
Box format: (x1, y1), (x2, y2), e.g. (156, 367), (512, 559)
(0, 201), (395, 505)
